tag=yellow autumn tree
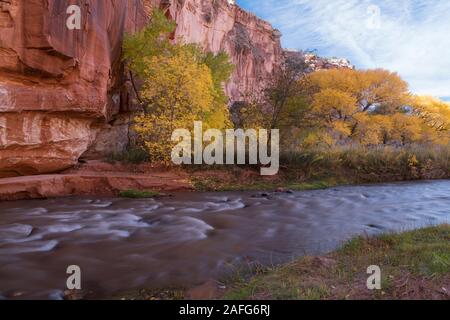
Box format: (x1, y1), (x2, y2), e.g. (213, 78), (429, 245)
(301, 68), (418, 146)
(350, 114), (388, 145)
(389, 113), (424, 145)
(134, 48), (216, 162)
(306, 68), (410, 113)
(123, 10), (234, 162)
(242, 65), (448, 149)
(411, 96), (450, 145)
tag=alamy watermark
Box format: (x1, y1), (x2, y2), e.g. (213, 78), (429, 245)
(367, 265), (382, 290)
(66, 5), (81, 30)
(66, 265), (81, 290)
(171, 121), (280, 176)
(366, 5), (381, 30)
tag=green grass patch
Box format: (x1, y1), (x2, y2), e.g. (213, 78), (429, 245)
(119, 189), (160, 199)
(190, 174), (346, 192)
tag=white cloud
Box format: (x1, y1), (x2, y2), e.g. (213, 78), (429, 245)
(239, 0), (450, 97)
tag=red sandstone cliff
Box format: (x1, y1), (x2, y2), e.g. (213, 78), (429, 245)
(163, 0), (283, 101)
(0, 0), (152, 177)
(0, 0), (283, 178)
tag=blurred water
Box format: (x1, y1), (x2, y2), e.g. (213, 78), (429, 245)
(0, 180), (449, 299)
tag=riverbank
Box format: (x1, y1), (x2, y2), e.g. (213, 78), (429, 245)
(0, 160), (346, 201)
(113, 225), (450, 300)
(1, 145), (449, 200)
(224, 225), (450, 300)
(0, 162), (440, 201)
(0, 161), (191, 201)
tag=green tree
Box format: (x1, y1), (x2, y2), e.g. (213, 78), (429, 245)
(123, 10), (176, 78)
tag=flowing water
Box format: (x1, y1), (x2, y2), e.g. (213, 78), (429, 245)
(0, 180), (449, 299)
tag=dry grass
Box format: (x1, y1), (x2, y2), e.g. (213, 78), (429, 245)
(187, 145), (450, 191)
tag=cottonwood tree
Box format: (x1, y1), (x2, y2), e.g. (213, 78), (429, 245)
(306, 68), (411, 114)
(123, 10), (234, 162)
(261, 67), (449, 148)
(410, 96), (450, 145)
(302, 69), (418, 147)
(133, 48), (215, 162)
(123, 10), (176, 107)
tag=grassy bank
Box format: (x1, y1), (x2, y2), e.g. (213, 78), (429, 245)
(187, 145), (450, 191)
(224, 225), (450, 300)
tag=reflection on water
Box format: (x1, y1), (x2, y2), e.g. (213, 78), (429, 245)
(0, 180), (449, 299)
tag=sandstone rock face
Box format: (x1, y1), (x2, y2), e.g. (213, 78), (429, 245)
(0, 161), (192, 200)
(0, 112), (96, 176)
(162, 0), (283, 101)
(0, 0), (152, 177)
(0, 0), (283, 178)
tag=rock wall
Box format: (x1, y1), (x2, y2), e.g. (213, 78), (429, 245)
(0, 0), (283, 178)
(284, 50), (354, 72)
(0, 0), (151, 177)
(162, 0), (283, 101)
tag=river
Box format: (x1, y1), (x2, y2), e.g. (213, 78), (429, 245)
(0, 180), (449, 299)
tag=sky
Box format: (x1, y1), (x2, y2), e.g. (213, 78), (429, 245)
(237, 0), (450, 99)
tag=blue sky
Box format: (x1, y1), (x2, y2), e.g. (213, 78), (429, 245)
(237, 0), (450, 99)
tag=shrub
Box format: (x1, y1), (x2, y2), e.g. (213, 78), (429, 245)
(107, 147), (149, 164)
